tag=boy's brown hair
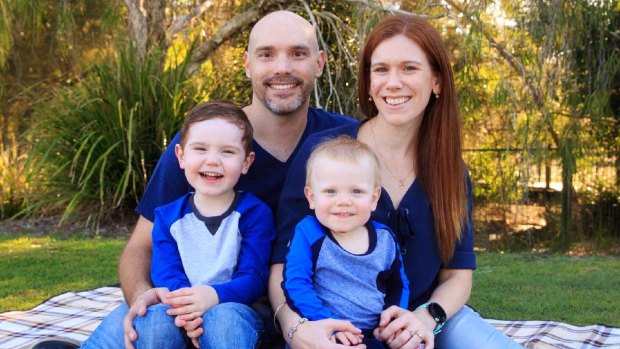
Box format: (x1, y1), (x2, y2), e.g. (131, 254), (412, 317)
(180, 101), (253, 155)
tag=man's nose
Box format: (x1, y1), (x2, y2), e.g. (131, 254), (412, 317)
(273, 55), (293, 74)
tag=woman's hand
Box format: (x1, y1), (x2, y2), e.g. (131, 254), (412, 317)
(373, 306), (435, 349)
(289, 318), (366, 349)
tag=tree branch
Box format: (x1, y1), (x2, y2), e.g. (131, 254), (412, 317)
(169, 1), (214, 37)
(187, 0), (294, 75)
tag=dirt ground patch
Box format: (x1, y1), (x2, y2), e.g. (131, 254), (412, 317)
(0, 215), (134, 238)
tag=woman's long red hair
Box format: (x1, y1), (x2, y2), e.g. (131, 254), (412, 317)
(358, 15), (467, 265)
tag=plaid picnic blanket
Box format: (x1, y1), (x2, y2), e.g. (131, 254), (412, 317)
(1, 287), (619, 349)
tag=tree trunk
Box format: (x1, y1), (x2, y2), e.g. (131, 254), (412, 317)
(124, 0), (166, 60)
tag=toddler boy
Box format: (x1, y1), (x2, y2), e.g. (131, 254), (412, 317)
(282, 135), (409, 348)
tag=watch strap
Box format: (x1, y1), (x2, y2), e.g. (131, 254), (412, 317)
(415, 302), (447, 335)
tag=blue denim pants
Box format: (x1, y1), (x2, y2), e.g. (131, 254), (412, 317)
(81, 300), (275, 349)
(435, 306), (524, 348)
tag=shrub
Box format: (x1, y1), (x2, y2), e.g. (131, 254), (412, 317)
(24, 44), (198, 225)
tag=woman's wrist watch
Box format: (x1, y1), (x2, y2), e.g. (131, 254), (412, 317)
(416, 302), (447, 335)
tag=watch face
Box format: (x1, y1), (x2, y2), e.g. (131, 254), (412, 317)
(429, 302), (447, 322)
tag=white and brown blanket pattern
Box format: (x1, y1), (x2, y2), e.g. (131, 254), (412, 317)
(1, 287), (618, 349)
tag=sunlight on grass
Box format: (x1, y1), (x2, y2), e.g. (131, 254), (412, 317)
(471, 253), (620, 326)
(0, 236), (125, 311)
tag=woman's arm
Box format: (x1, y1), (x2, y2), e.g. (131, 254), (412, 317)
(375, 268), (472, 349)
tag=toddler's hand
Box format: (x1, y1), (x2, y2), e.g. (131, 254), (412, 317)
(329, 330), (364, 346)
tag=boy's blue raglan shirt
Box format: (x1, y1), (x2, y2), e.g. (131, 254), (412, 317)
(282, 216), (409, 330)
(136, 108), (355, 221)
(151, 191), (275, 305)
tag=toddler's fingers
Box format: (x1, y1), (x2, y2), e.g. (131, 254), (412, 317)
(344, 331), (362, 345)
(335, 331), (351, 345)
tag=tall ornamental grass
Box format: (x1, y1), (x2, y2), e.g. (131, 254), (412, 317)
(0, 142), (29, 219)
(24, 45), (198, 226)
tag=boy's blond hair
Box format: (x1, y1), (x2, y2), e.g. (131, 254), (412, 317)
(305, 135), (381, 186)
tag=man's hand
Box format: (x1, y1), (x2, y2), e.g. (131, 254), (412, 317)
(123, 287), (169, 349)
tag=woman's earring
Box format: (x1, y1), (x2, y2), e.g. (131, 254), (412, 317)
(368, 96), (373, 102)
(435, 92), (439, 99)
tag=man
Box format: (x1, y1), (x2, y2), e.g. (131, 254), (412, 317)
(34, 10), (357, 349)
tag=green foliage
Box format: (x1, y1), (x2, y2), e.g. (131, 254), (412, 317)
(23, 44), (198, 224)
(0, 235), (123, 312)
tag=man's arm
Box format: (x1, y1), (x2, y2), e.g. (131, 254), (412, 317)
(119, 216), (154, 305)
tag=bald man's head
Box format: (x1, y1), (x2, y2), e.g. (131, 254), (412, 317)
(244, 10), (326, 116)
(248, 10), (319, 53)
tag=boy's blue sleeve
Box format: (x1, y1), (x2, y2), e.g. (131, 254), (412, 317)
(151, 207), (191, 291)
(384, 237), (410, 309)
(211, 196), (275, 304)
(282, 219), (335, 321)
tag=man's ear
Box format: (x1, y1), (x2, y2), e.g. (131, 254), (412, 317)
(315, 50), (326, 78)
(175, 144), (185, 169)
(244, 51), (251, 78)
(304, 186), (315, 210)
(241, 151), (255, 175)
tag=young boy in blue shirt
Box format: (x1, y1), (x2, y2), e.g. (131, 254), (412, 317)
(282, 136), (409, 348)
(133, 101), (275, 349)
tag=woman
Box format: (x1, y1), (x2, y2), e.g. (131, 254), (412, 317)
(269, 14), (524, 349)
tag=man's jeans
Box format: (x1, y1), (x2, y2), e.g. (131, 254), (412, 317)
(81, 300), (275, 349)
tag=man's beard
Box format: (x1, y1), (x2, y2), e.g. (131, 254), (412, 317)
(257, 76), (314, 115)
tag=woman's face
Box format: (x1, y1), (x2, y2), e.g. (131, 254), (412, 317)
(369, 34), (439, 125)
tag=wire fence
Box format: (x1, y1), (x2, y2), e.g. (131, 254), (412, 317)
(464, 149), (619, 252)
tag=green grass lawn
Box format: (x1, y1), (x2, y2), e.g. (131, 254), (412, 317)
(1, 235), (619, 327)
(0, 235), (124, 311)
(471, 253), (620, 326)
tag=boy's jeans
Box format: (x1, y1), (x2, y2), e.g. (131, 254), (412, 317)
(80, 301), (270, 349)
